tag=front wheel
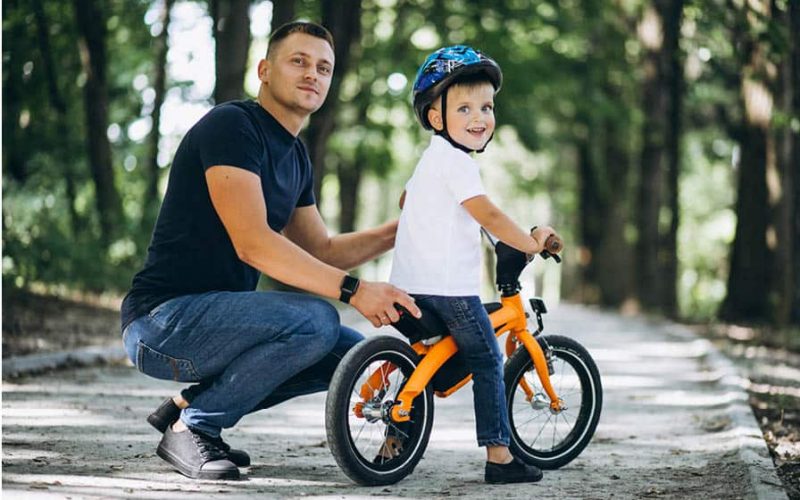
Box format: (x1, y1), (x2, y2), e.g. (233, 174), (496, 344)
(325, 336), (434, 485)
(505, 334), (602, 469)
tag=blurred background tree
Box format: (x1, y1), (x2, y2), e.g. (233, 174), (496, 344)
(2, 0), (798, 328)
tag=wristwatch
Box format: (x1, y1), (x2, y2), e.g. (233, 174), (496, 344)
(339, 275), (361, 304)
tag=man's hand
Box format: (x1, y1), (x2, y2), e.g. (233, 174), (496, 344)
(350, 280), (421, 327)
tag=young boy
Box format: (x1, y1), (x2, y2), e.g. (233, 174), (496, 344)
(389, 45), (562, 484)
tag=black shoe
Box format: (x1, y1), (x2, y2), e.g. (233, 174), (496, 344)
(148, 398), (181, 433)
(148, 398), (251, 467)
(485, 458), (544, 484)
(156, 426), (240, 480)
(210, 435), (251, 467)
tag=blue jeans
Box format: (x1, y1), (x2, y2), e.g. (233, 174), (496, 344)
(414, 295), (510, 447)
(122, 291), (363, 437)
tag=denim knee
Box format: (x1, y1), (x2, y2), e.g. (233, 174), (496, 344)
(305, 300), (340, 353)
(121, 323), (139, 366)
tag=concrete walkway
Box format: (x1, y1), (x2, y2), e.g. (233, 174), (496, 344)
(2, 304), (788, 499)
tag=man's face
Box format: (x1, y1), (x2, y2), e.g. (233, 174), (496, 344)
(260, 32), (335, 114)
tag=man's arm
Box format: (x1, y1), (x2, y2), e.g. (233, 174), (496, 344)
(462, 195), (556, 254)
(283, 205), (398, 270)
(206, 166), (419, 326)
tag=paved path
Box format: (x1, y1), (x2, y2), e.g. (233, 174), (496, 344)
(2, 304), (787, 499)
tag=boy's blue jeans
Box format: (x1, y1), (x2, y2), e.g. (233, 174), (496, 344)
(413, 294), (511, 447)
(122, 291), (363, 438)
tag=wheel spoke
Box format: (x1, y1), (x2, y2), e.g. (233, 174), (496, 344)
(352, 417), (369, 443)
(510, 349), (588, 453)
(387, 421), (411, 441)
(504, 338), (600, 466)
(528, 412), (553, 448)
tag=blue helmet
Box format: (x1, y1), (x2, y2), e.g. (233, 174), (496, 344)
(412, 45), (503, 130)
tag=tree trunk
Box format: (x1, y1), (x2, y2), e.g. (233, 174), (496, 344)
(271, 0), (295, 28)
(596, 117), (634, 307)
(576, 107), (634, 307)
(660, 0), (684, 318)
(337, 159), (362, 233)
(719, 0), (774, 323)
(720, 122), (771, 321)
(143, 0), (174, 231)
(3, 0), (28, 183)
(771, 1), (794, 325)
(574, 0), (637, 308)
(211, 0), (251, 104)
(636, 0), (684, 315)
(791, 0), (800, 324)
(577, 138), (604, 303)
(73, 0), (123, 244)
(306, 0), (362, 206)
(636, 3), (668, 311)
(34, 0), (82, 236)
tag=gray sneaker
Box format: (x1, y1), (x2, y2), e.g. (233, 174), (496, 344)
(156, 426), (240, 480)
(149, 398), (251, 467)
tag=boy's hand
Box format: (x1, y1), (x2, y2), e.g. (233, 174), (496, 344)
(530, 226), (562, 254)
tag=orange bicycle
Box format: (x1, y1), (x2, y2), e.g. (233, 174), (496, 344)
(325, 235), (603, 485)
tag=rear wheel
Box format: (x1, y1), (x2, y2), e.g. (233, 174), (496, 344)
(505, 334), (602, 469)
(326, 336), (434, 485)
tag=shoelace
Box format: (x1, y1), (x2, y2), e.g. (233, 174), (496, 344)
(190, 431), (227, 461)
(209, 436), (231, 453)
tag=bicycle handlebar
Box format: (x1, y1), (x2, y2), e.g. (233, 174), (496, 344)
(492, 230), (562, 293)
(539, 235), (562, 263)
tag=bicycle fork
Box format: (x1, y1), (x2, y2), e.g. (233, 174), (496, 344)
(493, 293), (563, 413)
(509, 328), (563, 412)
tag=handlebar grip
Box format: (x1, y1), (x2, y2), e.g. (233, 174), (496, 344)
(544, 234), (562, 253)
(539, 235), (563, 263)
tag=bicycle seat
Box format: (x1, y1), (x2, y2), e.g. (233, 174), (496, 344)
(393, 302), (505, 344)
(393, 304), (448, 344)
(483, 302), (502, 314)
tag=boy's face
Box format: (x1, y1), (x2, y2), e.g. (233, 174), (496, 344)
(428, 82), (496, 151)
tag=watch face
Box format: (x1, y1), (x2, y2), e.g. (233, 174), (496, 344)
(340, 276), (360, 303)
(342, 276), (359, 292)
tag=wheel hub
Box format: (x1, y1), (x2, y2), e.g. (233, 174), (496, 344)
(361, 400), (394, 423)
(530, 393), (567, 414)
(530, 392), (550, 410)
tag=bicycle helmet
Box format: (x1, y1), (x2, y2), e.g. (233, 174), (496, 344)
(412, 45), (502, 153)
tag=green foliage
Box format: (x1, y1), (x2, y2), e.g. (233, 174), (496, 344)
(3, 0), (795, 326)
(3, 0), (154, 292)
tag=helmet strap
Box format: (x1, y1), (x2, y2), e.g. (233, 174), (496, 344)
(433, 87), (494, 155)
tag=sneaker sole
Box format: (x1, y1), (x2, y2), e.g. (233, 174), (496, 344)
(156, 443), (240, 480)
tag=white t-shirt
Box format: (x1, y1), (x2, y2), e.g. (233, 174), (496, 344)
(390, 135), (486, 296)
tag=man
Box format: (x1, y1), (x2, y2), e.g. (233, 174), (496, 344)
(120, 21), (420, 480)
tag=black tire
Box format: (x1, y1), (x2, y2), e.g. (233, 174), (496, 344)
(325, 336), (434, 485)
(505, 334), (602, 469)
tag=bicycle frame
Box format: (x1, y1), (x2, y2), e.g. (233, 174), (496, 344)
(355, 291), (564, 424)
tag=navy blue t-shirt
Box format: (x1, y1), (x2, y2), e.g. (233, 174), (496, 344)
(120, 100), (315, 330)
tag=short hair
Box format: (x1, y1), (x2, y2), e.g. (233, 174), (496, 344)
(430, 73), (496, 110)
(450, 72), (496, 91)
(266, 21), (335, 59)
